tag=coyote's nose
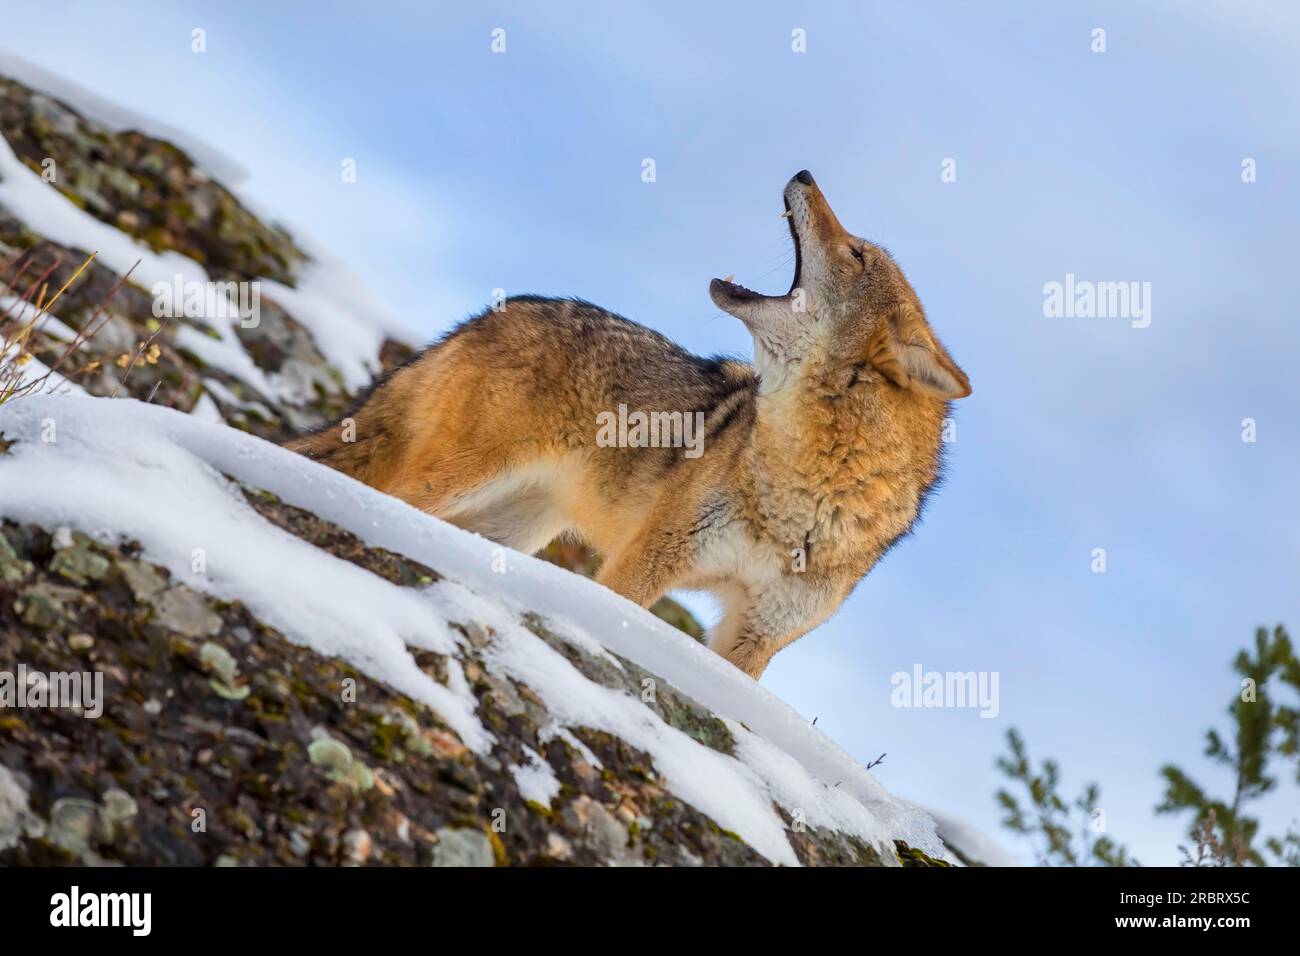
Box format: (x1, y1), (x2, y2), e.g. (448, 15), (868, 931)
(793, 169), (815, 186)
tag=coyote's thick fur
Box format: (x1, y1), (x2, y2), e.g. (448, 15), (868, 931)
(287, 171), (970, 679)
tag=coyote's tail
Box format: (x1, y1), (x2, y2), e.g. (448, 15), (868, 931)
(282, 409), (404, 490)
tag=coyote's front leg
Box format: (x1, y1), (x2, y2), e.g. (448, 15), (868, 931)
(709, 579), (823, 679)
(710, 608), (790, 679)
(594, 515), (695, 609)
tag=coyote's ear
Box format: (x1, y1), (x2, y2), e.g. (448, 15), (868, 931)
(867, 305), (971, 399)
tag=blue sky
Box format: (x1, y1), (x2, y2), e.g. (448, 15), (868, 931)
(6, 0), (1299, 864)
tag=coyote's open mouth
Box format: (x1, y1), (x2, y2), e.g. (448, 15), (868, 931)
(783, 194), (803, 296)
(711, 190), (804, 307)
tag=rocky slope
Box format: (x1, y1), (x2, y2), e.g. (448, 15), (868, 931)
(0, 65), (406, 439)
(0, 510), (891, 867)
(0, 63), (973, 866)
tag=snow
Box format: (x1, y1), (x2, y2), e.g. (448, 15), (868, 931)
(427, 576), (810, 864)
(200, 377), (272, 421)
(543, 725), (603, 769)
(923, 806), (1020, 867)
(509, 746), (562, 809)
(0, 395), (486, 751)
(0, 50), (249, 185)
(258, 254), (416, 392)
(188, 390), (224, 424)
(0, 393), (957, 865)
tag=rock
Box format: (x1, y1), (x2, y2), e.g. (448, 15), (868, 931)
(119, 558), (167, 602)
(544, 833), (573, 861)
(98, 788), (138, 841)
(560, 796), (631, 862)
(85, 310), (138, 353)
(0, 73), (360, 444)
(198, 641), (240, 684)
(17, 581), (74, 629)
(0, 766), (44, 852)
(48, 797), (98, 857)
(342, 828), (372, 866)
(308, 736), (374, 792)
(383, 709), (435, 757)
(307, 736), (352, 768)
(154, 585), (221, 636)
(27, 93), (80, 137)
(0, 530), (31, 583)
(462, 621), (493, 648)
(50, 539), (111, 584)
(0, 510), (911, 868)
(431, 827), (494, 867)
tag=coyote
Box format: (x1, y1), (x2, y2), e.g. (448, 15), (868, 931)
(288, 171), (970, 678)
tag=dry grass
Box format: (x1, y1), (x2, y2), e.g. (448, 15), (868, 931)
(0, 246), (138, 406)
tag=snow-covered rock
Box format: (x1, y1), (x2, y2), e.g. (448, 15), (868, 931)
(0, 65), (417, 438)
(0, 394), (961, 866)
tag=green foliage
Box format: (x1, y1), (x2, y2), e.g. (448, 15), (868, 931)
(1157, 625), (1300, 866)
(995, 727), (1136, 866)
(997, 625), (1300, 867)
(1265, 824), (1300, 867)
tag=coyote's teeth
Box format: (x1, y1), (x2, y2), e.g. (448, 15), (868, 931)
(723, 274), (735, 283)
(780, 210), (793, 219)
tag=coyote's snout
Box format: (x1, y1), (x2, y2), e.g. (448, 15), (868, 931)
(288, 171), (970, 679)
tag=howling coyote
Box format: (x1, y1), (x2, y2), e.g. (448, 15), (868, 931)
(288, 171), (970, 678)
